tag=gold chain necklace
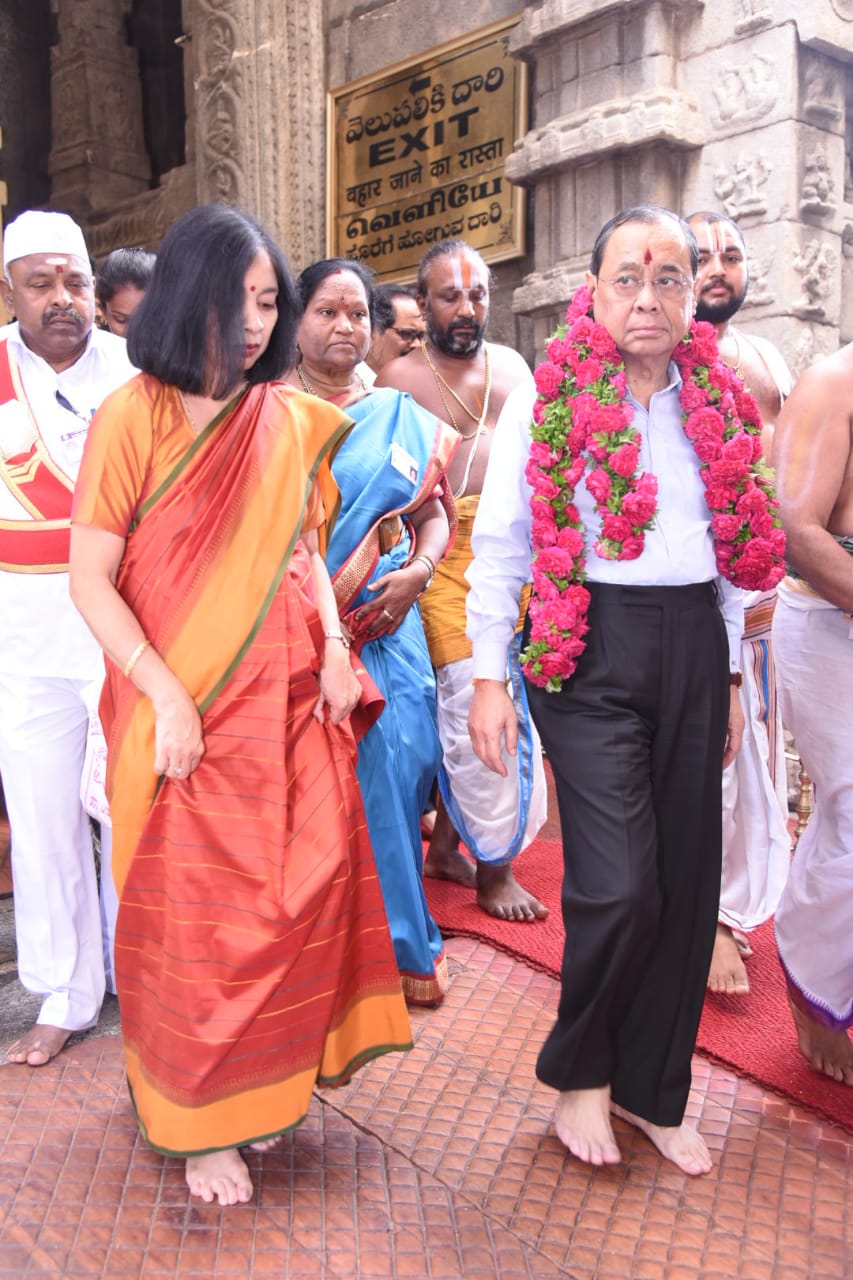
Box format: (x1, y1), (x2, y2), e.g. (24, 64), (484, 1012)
(422, 340), (490, 429)
(419, 342), (493, 499)
(296, 362), (366, 401)
(729, 330), (743, 378)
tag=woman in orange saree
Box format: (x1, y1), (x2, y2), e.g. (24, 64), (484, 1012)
(69, 206), (410, 1207)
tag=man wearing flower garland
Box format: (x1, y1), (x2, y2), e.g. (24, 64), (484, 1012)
(686, 210), (793, 1000)
(377, 239), (549, 923)
(771, 345), (853, 1087)
(0, 210), (134, 1066)
(468, 205), (786, 1175)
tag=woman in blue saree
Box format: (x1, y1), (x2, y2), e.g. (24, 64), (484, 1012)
(289, 259), (457, 1004)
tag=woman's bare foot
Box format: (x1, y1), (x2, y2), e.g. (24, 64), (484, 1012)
(185, 1149), (253, 1205)
(788, 990), (853, 1086)
(554, 1086), (622, 1165)
(248, 1134), (286, 1153)
(423, 800), (477, 887)
(611, 1103), (713, 1175)
(476, 862), (549, 922)
(707, 922), (750, 995)
(6, 1023), (72, 1066)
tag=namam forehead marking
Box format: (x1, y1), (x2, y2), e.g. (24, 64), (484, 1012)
(691, 219), (745, 255)
(448, 253), (488, 297)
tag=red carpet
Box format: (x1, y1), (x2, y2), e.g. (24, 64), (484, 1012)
(425, 836), (853, 1134)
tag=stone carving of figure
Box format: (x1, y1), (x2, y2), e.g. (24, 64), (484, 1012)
(712, 56), (776, 126)
(803, 61), (842, 123)
(713, 152), (771, 219)
(801, 151), (836, 216)
(793, 240), (836, 315)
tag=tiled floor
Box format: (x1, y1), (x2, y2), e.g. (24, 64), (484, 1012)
(1, 935), (851, 1279)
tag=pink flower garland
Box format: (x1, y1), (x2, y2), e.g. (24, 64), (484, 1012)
(521, 286), (786, 692)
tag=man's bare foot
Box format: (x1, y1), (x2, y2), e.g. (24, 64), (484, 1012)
(476, 862), (549, 922)
(423, 799), (477, 887)
(554, 1086), (622, 1165)
(185, 1149), (253, 1206)
(6, 1024), (72, 1066)
(611, 1103), (713, 1176)
(424, 843), (477, 887)
(788, 990), (853, 1086)
(707, 922), (750, 995)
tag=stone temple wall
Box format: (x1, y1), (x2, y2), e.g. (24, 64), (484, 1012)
(506, 0), (853, 372)
(3, 0), (852, 372)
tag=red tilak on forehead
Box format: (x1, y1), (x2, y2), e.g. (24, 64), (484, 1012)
(643, 247), (653, 265)
(249, 285), (256, 292)
(55, 264), (64, 274)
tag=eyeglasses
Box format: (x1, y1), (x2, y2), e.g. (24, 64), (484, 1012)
(389, 326), (426, 342)
(599, 273), (692, 299)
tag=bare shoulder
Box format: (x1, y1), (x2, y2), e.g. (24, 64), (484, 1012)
(487, 341), (532, 377)
(375, 349), (428, 394)
(786, 344), (853, 409)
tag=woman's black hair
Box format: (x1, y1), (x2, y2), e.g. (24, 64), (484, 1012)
(127, 204), (300, 396)
(95, 247), (157, 306)
(295, 257), (376, 326)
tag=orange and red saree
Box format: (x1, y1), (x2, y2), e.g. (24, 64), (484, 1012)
(73, 376), (411, 1155)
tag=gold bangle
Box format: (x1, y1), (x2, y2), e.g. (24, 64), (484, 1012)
(123, 639), (151, 679)
(324, 630), (351, 650)
(411, 554), (436, 587)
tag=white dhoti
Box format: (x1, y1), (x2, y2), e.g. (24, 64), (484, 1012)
(0, 671), (111, 1028)
(772, 581), (853, 1029)
(720, 590), (791, 932)
(436, 642), (547, 864)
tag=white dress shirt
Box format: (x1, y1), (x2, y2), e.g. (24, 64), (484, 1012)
(467, 372), (744, 680)
(0, 323), (136, 676)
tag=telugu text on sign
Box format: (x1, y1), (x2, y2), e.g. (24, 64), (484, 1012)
(327, 19), (526, 282)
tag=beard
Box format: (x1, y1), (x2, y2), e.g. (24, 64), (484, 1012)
(694, 282), (748, 325)
(427, 313), (487, 358)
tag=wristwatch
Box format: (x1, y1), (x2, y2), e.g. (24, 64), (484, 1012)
(729, 672), (743, 688)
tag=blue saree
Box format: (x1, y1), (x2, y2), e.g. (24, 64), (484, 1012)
(327, 388), (456, 1005)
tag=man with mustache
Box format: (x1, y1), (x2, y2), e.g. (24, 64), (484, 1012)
(377, 240), (548, 922)
(686, 211), (792, 999)
(0, 210), (134, 1066)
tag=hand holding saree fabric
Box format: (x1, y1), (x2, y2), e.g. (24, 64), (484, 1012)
(356, 497), (448, 637)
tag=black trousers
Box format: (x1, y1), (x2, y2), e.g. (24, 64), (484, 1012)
(526, 582), (729, 1126)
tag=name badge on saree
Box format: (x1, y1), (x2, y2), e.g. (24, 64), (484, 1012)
(390, 442), (419, 486)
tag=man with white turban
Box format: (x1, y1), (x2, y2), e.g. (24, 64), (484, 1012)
(0, 210), (134, 1065)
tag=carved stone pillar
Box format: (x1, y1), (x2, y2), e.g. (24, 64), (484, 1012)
(507, 0), (706, 353)
(186, 0), (326, 269)
(508, 0), (853, 370)
(48, 0), (152, 219)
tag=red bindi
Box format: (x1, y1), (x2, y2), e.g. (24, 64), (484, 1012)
(249, 284), (256, 292)
(643, 248), (653, 265)
(55, 265), (64, 274)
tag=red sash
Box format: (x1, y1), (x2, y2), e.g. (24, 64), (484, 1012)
(0, 339), (75, 572)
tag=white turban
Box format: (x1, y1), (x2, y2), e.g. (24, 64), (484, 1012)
(3, 210), (90, 275)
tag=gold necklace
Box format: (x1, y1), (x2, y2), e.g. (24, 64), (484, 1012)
(422, 341), (490, 429)
(730, 331), (743, 378)
(419, 343), (493, 499)
(297, 362), (365, 401)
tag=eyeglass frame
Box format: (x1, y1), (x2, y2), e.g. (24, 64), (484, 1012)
(388, 325), (427, 342)
(595, 272), (693, 300)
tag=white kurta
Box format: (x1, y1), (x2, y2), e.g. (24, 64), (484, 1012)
(0, 325), (134, 1025)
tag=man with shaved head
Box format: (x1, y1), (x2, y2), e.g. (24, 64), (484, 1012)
(0, 210), (134, 1066)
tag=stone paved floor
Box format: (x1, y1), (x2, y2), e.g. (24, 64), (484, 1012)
(1, 932), (851, 1279)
